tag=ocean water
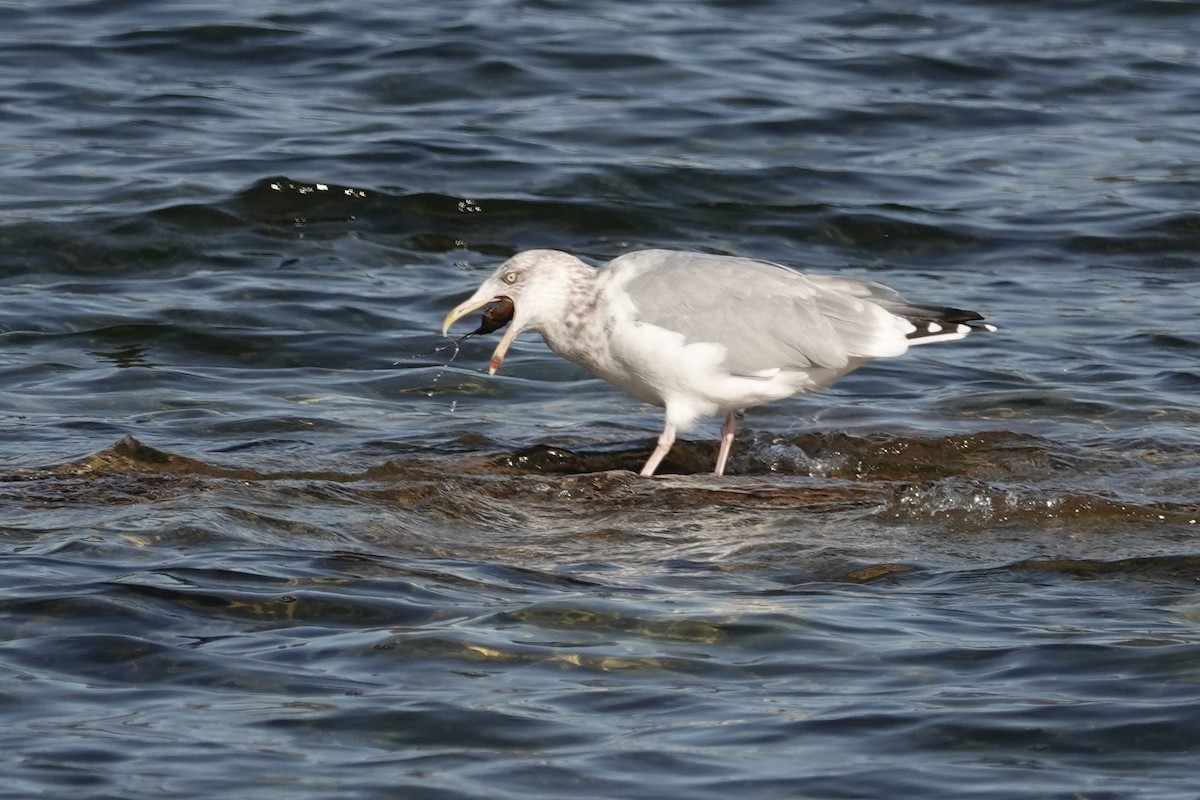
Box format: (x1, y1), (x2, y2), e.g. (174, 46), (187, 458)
(2, 1), (1199, 798)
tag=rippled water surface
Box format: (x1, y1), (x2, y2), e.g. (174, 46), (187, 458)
(2, 1), (1200, 798)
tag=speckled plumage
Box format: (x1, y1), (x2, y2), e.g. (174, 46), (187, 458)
(443, 249), (993, 477)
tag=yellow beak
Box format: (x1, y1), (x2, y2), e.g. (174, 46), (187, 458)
(441, 295), (520, 375)
(441, 296), (491, 337)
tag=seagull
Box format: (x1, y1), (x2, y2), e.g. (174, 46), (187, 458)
(442, 249), (994, 477)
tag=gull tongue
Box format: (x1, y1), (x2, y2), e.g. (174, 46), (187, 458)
(472, 296), (514, 336)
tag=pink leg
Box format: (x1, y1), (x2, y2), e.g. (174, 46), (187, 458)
(640, 422), (676, 477)
(714, 410), (737, 476)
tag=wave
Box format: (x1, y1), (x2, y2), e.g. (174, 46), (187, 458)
(4, 437), (1194, 553)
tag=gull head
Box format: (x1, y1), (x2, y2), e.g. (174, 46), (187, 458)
(441, 249), (590, 374)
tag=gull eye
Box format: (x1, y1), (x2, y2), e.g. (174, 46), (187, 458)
(502, 271), (519, 285)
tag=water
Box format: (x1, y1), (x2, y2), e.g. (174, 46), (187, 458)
(2, 1), (1199, 797)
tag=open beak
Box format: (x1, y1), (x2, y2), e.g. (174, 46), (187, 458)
(441, 295), (492, 337)
(442, 295), (520, 375)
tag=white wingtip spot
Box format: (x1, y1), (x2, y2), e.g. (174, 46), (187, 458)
(928, 322), (942, 333)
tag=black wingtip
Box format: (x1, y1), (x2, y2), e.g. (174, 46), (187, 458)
(901, 305), (995, 342)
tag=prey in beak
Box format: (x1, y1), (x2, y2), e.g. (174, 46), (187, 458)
(441, 295), (517, 374)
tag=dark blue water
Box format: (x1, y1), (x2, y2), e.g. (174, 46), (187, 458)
(2, 1), (1199, 797)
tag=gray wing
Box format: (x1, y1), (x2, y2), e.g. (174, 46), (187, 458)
(613, 250), (907, 375)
